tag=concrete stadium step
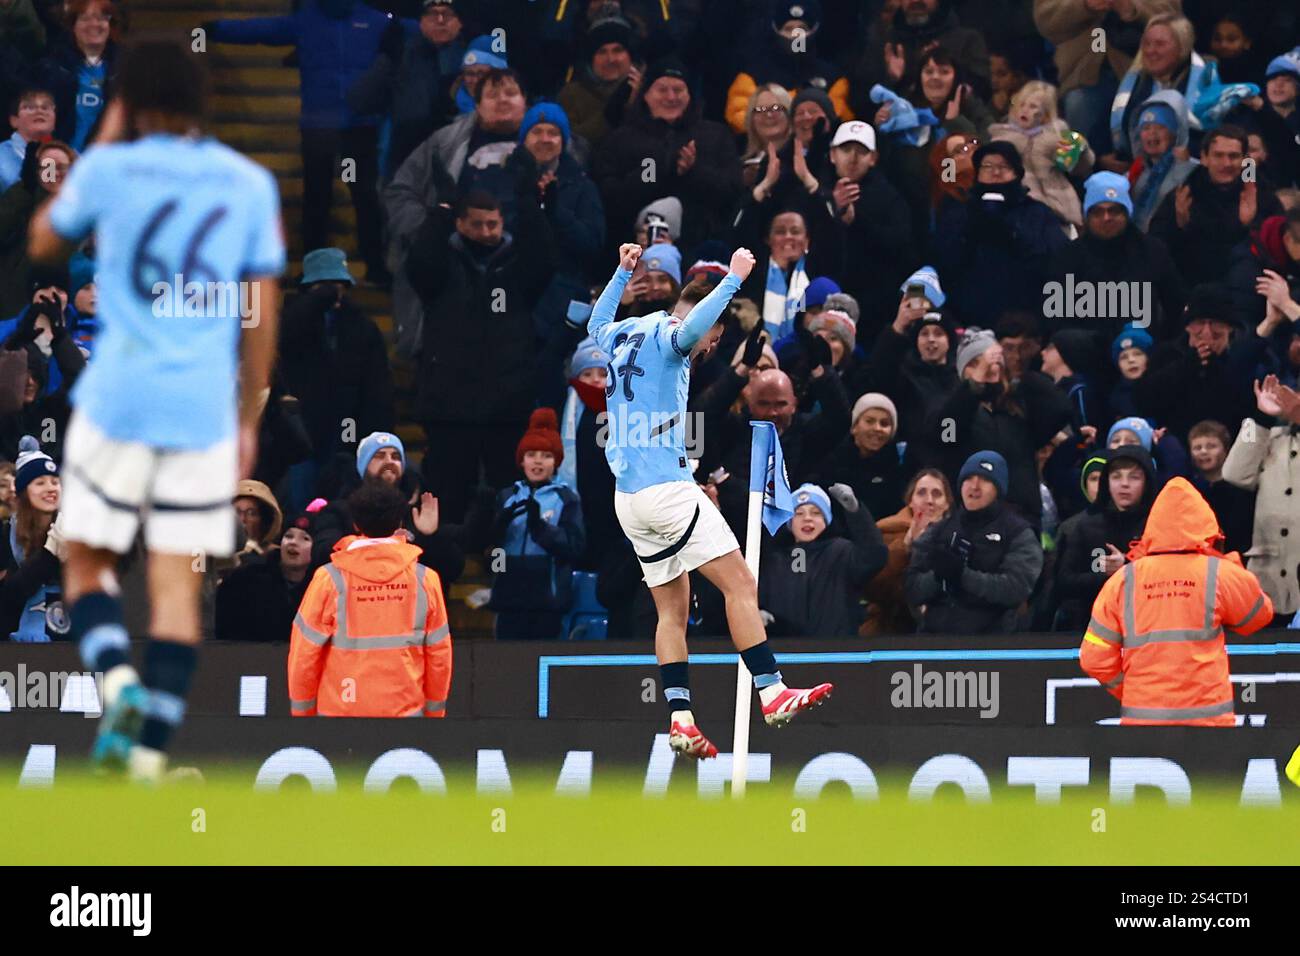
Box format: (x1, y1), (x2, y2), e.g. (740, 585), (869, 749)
(245, 151), (299, 174)
(213, 94), (302, 121)
(209, 122), (301, 151)
(212, 67), (300, 96)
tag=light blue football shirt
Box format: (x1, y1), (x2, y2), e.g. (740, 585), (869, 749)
(588, 268), (741, 493)
(48, 134), (285, 449)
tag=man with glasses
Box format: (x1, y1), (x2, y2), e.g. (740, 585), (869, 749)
(348, 0), (468, 177)
(1045, 170), (1186, 342)
(932, 140), (1067, 327)
(0, 86), (56, 192)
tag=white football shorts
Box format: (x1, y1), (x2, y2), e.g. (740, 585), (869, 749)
(614, 480), (739, 588)
(61, 410), (238, 557)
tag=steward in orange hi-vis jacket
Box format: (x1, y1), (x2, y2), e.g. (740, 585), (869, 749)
(289, 535), (452, 717)
(1081, 477), (1272, 726)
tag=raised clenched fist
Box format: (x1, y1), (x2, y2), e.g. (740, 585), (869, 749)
(618, 243), (642, 272)
(729, 247), (756, 280)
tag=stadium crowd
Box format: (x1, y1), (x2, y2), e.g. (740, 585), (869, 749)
(1, 0), (1299, 645)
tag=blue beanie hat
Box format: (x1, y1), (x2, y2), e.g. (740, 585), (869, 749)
(462, 34), (507, 71)
(1107, 416), (1154, 452)
(1136, 102), (1178, 134)
(14, 435), (58, 495)
(899, 266), (945, 308)
(1111, 324), (1154, 364)
(67, 252), (96, 296)
(804, 276), (841, 309)
(791, 482), (832, 526)
(356, 431), (406, 477)
(958, 450), (1009, 498)
(520, 101), (571, 147)
(1083, 171), (1133, 217)
(568, 336), (609, 378)
(641, 244), (682, 285)
(1266, 49), (1300, 80)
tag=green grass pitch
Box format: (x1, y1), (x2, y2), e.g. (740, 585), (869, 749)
(4, 765), (1298, 865)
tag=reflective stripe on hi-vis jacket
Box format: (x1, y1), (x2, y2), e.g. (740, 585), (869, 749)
(288, 536), (453, 718)
(1080, 478), (1273, 727)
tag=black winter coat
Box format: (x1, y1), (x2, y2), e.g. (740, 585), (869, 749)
(928, 373), (1072, 528)
(1052, 445), (1157, 631)
(593, 98), (741, 257)
(824, 169), (916, 340)
(759, 504), (888, 638)
(278, 289), (394, 461)
(931, 184), (1069, 327)
(214, 551), (309, 643)
(1148, 164), (1282, 287)
(406, 196), (556, 426)
(904, 500), (1043, 635)
(1043, 224), (1185, 342)
(863, 324), (958, 457)
(816, 436), (909, 527)
(1134, 335), (1270, 444)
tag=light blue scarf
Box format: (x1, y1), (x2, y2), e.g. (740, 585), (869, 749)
(763, 256), (809, 340)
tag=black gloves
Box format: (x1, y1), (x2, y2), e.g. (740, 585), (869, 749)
(931, 532), (972, 586)
(20, 144), (42, 192)
(794, 320), (832, 368)
(740, 323), (766, 367)
(18, 300), (64, 345)
(524, 495), (543, 526)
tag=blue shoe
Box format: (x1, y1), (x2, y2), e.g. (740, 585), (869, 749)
(91, 683), (149, 773)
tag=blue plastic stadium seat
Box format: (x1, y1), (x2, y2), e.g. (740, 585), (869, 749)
(562, 571), (608, 640)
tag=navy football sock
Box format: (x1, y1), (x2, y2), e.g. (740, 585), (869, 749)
(660, 661), (692, 716)
(138, 640), (197, 753)
(740, 641), (782, 690)
(71, 592), (131, 674)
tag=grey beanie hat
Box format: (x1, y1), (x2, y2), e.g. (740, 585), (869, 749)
(956, 328), (997, 377)
(822, 291), (860, 325)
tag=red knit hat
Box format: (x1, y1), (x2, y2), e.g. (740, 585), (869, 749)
(516, 408), (563, 467)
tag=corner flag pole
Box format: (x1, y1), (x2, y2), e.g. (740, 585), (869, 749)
(731, 482), (763, 798)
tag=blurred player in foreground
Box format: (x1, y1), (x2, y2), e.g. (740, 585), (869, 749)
(29, 40), (284, 782)
(588, 242), (832, 759)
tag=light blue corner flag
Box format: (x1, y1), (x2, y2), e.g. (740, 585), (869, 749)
(749, 421), (795, 535)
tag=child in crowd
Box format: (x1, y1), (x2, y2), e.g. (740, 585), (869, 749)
(1127, 91), (1195, 232)
(759, 483), (888, 639)
(1106, 414), (1192, 488)
(1107, 323), (1153, 420)
(488, 409), (585, 640)
(1188, 419), (1255, 555)
(989, 80), (1094, 230)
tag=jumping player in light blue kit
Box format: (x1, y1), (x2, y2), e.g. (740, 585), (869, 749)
(589, 243), (833, 759)
(28, 40), (284, 783)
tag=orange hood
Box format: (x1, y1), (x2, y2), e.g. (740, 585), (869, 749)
(329, 535), (422, 583)
(1128, 477), (1230, 561)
